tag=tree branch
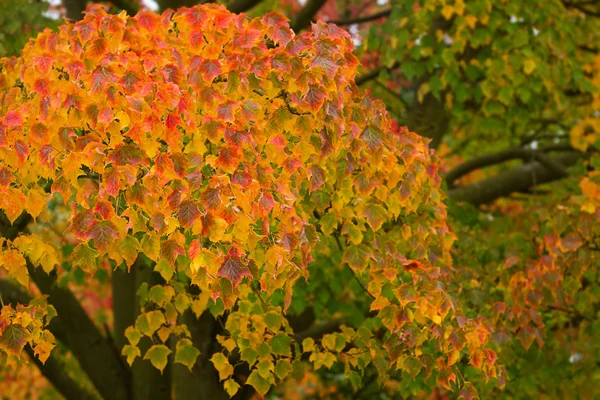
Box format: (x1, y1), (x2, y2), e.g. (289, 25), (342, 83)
(63, 0), (87, 20)
(445, 146), (573, 186)
(27, 262), (130, 400)
(25, 345), (98, 400)
(328, 8), (392, 26)
(290, 0), (327, 32)
(227, 0), (264, 14)
(0, 280), (97, 400)
(448, 152), (583, 206)
(356, 61), (400, 86)
(110, 0), (140, 16)
(562, 0), (600, 17)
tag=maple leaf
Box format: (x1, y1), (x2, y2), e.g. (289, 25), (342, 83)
(108, 144), (150, 167)
(360, 125), (384, 150)
(85, 220), (120, 252)
(177, 201), (201, 229)
(217, 247), (252, 288)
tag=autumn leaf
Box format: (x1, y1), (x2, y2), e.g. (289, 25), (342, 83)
(217, 248), (252, 288)
(144, 345), (171, 374)
(174, 339), (200, 371)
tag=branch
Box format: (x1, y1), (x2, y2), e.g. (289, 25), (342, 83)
(110, 0), (140, 16)
(227, 0), (264, 14)
(562, 0), (600, 17)
(290, 0), (327, 32)
(448, 152), (583, 206)
(295, 318), (345, 340)
(356, 61), (400, 86)
(62, 0), (87, 20)
(445, 146), (573, 186)
(27, 262), (130, 400)
(329, 8), (392, 26)
(0, 280), (96, 400)
(25, 345), (97, 400)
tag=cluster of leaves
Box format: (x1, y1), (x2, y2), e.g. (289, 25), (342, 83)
(0, 3), (500, 398)
(0, 0), (58, 58)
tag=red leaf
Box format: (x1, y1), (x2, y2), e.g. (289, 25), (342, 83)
(14, 140), (29, 162)
(199, 60), (223, 82)
(218, 248), (252, 288)
(459, 382), (479, 400)
(178, 201), (201, 229)
(303, 85), (326, 111)
(108, 144), (149, 167)
(85, 220), (120, 252)
(69, 210), (96, 238)
(202, 188), (222, 210)
(160, 239), (185, 265)
(308, 165), (325, 192)
(4, 110), (23, 127)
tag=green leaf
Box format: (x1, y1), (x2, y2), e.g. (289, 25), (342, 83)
(144, 344), (171, 373)
(246, 370), (271, 395)
(269, 334), (292, 357)
(274, 359), (292, 379)
(117, 236), (140, 270)
(149, 285), (166, 306)
(361, 204), (387, 231)
(125, 326), (141, 346)
(70, 243), (98, 272)
(210, 352), (233, 380)
(342, 244), (372, 272)
(174, 338), (200, 371)
(223, 379), (240, 397)
(122, 344), (140, 366)
(263, 311), (283, 331)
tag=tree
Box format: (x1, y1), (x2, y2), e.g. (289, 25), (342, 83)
(0, 1), (598, 400)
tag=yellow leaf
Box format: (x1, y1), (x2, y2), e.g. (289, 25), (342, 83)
(523, 59), (536, 75)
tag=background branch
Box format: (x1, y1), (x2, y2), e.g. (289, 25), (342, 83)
(448, 152), (583, 206)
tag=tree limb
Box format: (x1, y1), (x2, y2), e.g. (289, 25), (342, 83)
(356, 61), (400, 86)
(290, 0), (327, 32)
(63, 0), (87, 20)
(27, 262), (131, 400)
(110, 0), (140, 16)
(328, 8), (392, 26)
(0, 280), (97, 400)
(445, 146), (573, 186)
(562, 0), (600, 17)
(447, 152), (583, 206)
(25, 345), (98, 400)
(227, 0), (264, 14)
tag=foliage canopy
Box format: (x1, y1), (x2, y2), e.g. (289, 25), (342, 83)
(0, 1), (599, 399)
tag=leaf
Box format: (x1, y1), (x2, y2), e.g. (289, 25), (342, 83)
(0, 324), (28, 354)
(125, 326), (141, 346)
(217, 249), (252, 288)
(360, 125), (383, 150)
(342, 244), (372, 272)
(223, 379), (240, 397)
(122, 344), (141, 366)
(71, 243), (99, 272)
(361, 204), (387, 231)
(246, 370), (271, 396)
(274, 359), (292, 379)
(210, 352), (233, 381)
(459, 382), (480, 400)
(177, 201), (201, 229)
(175, 338), (200, 371)
(269, 333), (292, 357)
(117, 236), (140, 270)
(108, 144), (149, 166)
(85, 220), (120, 252)
(144, 344), (171, 373)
